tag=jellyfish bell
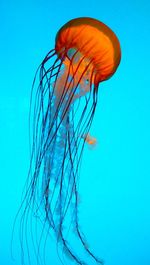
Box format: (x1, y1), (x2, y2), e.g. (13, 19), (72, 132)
(55, 17), (121, 85)
(13, 17), (121, 265)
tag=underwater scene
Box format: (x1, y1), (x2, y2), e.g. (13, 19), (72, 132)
(0, 0), (150, 265)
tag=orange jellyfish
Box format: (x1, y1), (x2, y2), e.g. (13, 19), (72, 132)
(16, 17), (121, 265)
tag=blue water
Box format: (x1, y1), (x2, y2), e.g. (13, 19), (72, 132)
(0, 0), (150, 265)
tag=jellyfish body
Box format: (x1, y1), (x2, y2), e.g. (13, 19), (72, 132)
(17, 17), (121, 265)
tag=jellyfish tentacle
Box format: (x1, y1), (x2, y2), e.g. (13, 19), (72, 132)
(67, 87), (104, 265)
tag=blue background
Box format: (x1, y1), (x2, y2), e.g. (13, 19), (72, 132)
(0, 0), (150, 264)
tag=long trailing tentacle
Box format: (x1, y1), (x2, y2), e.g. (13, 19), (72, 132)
(12, 48), (103, 265)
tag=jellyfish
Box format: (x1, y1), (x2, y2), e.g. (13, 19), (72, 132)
(14, 17), (121, 265)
